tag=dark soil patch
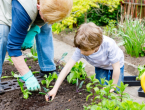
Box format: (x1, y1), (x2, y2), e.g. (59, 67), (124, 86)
(0, 58), (92, 110)
(2, 58), (40, 82)
(0, 80), (91, 110)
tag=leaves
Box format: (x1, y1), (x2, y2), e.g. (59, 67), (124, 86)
(17, 77), (32, 99)
(41, 73), (58, 88)
(67, 61), (87, 84)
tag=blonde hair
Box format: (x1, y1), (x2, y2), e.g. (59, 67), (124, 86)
(40, 0), (73, 24)
(74, 22), (103, 51)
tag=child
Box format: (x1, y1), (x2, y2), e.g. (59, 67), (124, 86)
(45, 22), (124, 101)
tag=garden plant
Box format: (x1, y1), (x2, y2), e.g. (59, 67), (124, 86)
(117, 17), (145, 57)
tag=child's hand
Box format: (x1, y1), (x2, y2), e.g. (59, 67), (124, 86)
(45, 89), (57, 102)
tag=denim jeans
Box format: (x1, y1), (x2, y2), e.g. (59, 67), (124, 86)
(0, 25), (10, 81)
(0, 23), (56, 81)
(35, 24), (56, 71)
(95, 65), (124, 91)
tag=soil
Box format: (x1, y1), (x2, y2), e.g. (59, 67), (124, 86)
(0, 58), (93, 110)
(120, 46), (145, 66)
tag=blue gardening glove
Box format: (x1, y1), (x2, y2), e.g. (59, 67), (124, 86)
(21, 25), (40, 50)
(20, 70), (41, 91)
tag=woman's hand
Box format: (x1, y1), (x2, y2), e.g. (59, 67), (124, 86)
(45, 89), (57, 102)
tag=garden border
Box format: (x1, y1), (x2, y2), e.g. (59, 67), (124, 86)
(53, 33), (139, 76)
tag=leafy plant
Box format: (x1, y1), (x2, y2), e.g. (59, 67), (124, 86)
(57, 52), (68, 64)
(76, 78), (84, 93)
(56, 52), (68, 70)
(41, 73), (58, 88)
(117, 17), (145, 57)
(86, 74), (110, 105)
(17, 77), (32, 99)
(103, 20), (117, 37)
(116, 82), (130, 102)
(5, 56), (13, 65)
(67, 61), (87, 84)
(136, 65), (145, 80)
(39, 87), (49, 95)
(83, 74), (139, 110)
(30, 43), (38, 61)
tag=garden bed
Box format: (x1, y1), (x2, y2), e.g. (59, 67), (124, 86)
(0, 58), (91, 110)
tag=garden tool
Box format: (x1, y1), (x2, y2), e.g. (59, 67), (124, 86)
(21, 24), (40, 50)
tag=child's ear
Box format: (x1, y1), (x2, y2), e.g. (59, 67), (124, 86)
(37, 4), (40, 10)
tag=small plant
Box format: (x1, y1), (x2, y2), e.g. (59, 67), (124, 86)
(30, 43), (38, 61)
(56, 52), (68, 70)
(39, 87), (52, 101)
(24, 58), (27, 62)
(103, 20), (117, 37)
(41, 73), (58, 88)
(136, 65), (145, 80)
(67, 61), (87, 84)
(5, 56), (13, 65)
(57, 52), (68, 65)
(17, 77), (32, 99)
(84, 75), (132, 110)
(1, 71), (19, 79)
(29, 66), (31, 69)
(116, 82), (130, 102)
(76, 78), (84, 93)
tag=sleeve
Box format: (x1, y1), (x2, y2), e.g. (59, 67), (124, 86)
(107, 40), (120, 64)
(7, 0), (32, 57)
(71, 48), (82, 62)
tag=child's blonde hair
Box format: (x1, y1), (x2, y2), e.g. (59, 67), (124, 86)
(40, 0), (73, 24)
(74, 22), (103, 51)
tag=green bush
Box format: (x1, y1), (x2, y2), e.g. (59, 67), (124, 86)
(77, 4), (121, 26)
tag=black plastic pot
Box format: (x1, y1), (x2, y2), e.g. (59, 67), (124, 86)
(123, 76), (140, 86)
(138, 86), (145, 97)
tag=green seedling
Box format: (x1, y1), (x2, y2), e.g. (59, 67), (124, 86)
(29, 66), (31, 69)
(39, 87), (52, 101)
(76, 78), (84, 93)
(1, 71), (19, 79)
(1, 76), (13, 79)
(57, 52), (68, 64)
(116, 82), (130, 102)
(41, 73), (58, 88)
(86, 74), (101, 104)
(5, 56), (13, 65)
(32, 71), (40, 74)
(17, 77), (32, 99)
(30, 43), (38, 61)
(67, 61), (87, 84)
(136, 65), (145, 80)
(24, 58), (27, 62)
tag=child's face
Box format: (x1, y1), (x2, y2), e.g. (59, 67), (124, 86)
(80, 46), (100, 56)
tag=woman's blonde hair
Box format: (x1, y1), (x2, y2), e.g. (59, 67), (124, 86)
(74, 22), (103, 51)
(40, 0), (73, 24)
